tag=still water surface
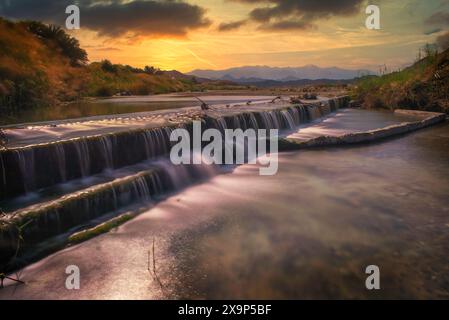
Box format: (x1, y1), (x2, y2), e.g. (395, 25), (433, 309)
(0, 94), (274, 125)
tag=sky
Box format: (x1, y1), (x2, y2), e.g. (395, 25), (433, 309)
(1, 0), (448, 72)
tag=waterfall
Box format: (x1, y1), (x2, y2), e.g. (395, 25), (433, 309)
(15, 148), (36, 192)
(0, 96), (349, 268)
(281, 110), (296, 129)
(99, 136), (114, 170)
(0, 126), (178, 200)
(0, 98), (347, 201)
(74, 138), (91, 177)
(54, 143), (67, 182)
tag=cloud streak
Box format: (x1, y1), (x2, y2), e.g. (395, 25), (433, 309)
(218, 20), (247, 31)
(425, 11), (449, 27)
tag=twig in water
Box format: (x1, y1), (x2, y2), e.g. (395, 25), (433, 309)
(0, 273), (25, 289)
(271, 96), (281, 103)
(193, 96), (210, 111)
(0, 209), (31, 289)
(147, 237), (164, 291)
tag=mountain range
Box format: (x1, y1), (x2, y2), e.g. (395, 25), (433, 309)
(188, 65), (373, 82)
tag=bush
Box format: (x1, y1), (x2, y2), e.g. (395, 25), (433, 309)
(130, 83), (151, 95)
(101, 60), (117, 73)
(93, 86), (114, 97)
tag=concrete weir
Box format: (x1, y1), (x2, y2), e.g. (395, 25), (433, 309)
(279, 109), (447, 150)
(1, 96), (446, 270)
(0, 96), (349, 200)
(0, 95), (352, 268)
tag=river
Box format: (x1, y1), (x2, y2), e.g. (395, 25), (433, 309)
(1, 108), (448, 299)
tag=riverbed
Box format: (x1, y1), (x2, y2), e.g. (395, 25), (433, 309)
(1, 114), (448, 299)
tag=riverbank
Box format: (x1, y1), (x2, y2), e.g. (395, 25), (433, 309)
(0, 18), (244, 121)
(353, 48), (449, 114)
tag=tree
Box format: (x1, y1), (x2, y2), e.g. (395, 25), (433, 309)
(144, 66), (162, 75)
(25, 21), (88, 66)
(101, 60), (117, 73)
(423, 43), (438, 60)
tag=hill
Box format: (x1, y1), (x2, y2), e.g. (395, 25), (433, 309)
(354, 47), (449, 113)
(0, 18), (221, 113)
(221, 78), (353, 88)
(0, 19), (90, 110)
(188, 65), (373, 81)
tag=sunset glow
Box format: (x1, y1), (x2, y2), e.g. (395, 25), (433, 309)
(2, 0), (447, 72)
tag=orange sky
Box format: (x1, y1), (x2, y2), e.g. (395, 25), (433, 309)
(3, 0), (448, 72)
(72, 0), (447, 72)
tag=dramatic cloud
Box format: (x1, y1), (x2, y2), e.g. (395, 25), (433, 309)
(0, 0), (211, 37)
(259, 19), (314, 31)
(425, 10), (449, 50)
(224, 0), (366, 31)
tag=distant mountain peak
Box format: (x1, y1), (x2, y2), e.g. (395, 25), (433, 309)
(188, 65), (373, 81)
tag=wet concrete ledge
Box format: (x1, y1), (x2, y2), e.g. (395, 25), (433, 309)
(0, 96), (349, 200)
(0, 167), (170, 266)
(279, 109), (447, 150)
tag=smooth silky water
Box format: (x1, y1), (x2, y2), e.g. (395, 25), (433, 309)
(1, 106), (448, 299)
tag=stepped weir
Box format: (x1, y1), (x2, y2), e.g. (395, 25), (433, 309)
(0, 96), (349, 268)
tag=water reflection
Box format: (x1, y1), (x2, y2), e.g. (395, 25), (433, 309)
(162, 123), (449, 299)
(0, 94), (275, 125)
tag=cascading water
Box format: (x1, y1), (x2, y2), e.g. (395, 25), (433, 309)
(0, 126), (179, 199)
(15, 148), (36, 193)
(54, 144), (67, 182)
(0, 96), (349, 269)
(0, 100), (349, 201)
(74, 138), (91, 177)
(0, 99), (348, 200)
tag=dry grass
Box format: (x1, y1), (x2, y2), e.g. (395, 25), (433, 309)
(0, 18), (208, 113)
(353, 48), (449, 113)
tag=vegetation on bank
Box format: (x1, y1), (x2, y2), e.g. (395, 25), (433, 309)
(353, 46), (449, 113)
(0, 18), (85, 111)
(0, 18), (237, 115)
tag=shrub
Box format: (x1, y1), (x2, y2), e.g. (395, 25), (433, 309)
(93, 86), (115, 97)
(101, 60), (117, 73)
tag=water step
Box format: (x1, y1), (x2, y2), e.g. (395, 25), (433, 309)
(0, 96), (349, 201)
(0, 96), (350, 270)
(0, 161), (216, 267)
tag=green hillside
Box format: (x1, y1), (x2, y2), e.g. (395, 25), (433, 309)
(0, 18), (209, 113)
(353, 47), (449, 113)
